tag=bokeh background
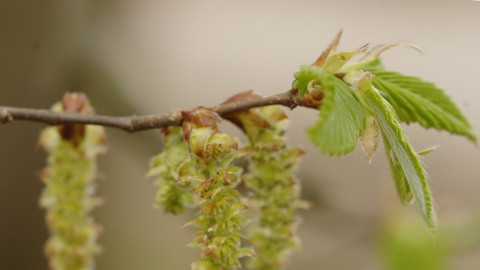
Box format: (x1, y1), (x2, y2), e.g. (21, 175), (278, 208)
(1, 0), (479, 269)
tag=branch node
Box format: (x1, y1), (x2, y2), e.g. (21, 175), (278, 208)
(0, 108), (13, 124)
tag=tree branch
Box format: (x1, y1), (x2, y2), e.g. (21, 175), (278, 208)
(0, 90), (314, 133)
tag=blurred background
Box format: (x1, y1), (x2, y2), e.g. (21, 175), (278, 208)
(1, 0), (480, 269)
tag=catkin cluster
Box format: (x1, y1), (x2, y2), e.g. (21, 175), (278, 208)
(166, 107), (253, 269)
(151, 97), (307, 269)
(224, 91), (308, 269)
(38, 93), (106, 270)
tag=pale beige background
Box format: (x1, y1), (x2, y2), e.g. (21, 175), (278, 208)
(0, 0), (479, 269)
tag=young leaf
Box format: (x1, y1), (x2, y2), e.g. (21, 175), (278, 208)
(384, 135), (413, 205)
(294, 66), (365, 155)
(366, 70), (476, 143)
(387, 144), (438, 203)
(360, 85), (437, 235)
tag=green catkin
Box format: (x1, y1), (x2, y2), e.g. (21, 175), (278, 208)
(180, 107), (253, 270)
(38, 93), (106, 270)
(245, 144), (306, 270)
(148, 126), (193, 214)
(223, 91), (308, 270)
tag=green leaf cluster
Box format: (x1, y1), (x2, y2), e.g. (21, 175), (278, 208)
(292, 33), (476, 235)
(293, 66), (366, 155)
(365, 63), (476, 142)
(358, 85), (436, 235)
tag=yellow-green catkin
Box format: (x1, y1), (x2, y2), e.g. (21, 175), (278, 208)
(147, 126), (193, 214)
(38, 93), (106, 270)
(224, 91), (308, 270)
(180, 107), (254, 270)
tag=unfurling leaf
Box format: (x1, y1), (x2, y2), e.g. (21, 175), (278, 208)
(322, 44), (369, 74)
(294, 66), (365, 155)
(355, 81), (436, 235)
(365, 69), (476, 143)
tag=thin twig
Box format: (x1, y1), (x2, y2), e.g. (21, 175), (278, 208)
(0, 90), (314, 133)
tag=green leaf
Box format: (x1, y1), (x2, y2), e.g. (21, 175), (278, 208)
(294, 66), (365, 155)
(384, 134), (413, 205)
(293, 65), (320, 97)
(365, 69), (476, 143)
(360, 85), (436, 235)
(385, 144), (437, 204)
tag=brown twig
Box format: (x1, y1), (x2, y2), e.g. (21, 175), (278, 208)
(0, 90), (315, 133)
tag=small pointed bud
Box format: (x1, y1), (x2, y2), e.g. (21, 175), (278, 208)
(323, 44), (369, 73)
(314, 29), (343, 67)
